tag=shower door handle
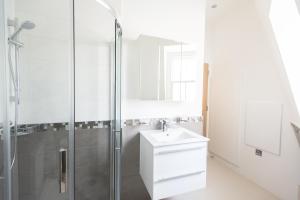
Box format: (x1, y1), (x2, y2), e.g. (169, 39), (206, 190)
(59, 148), (67, 193)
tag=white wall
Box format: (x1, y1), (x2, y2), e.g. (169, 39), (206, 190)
(18, 37), (112, 124)
(15, 0), (72, 124)
(19, 34), (71, 124)
(207, 1), (300, 199)
(75, 42), (111, 122)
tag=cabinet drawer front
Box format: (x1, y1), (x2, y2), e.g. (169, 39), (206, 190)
(154, 171), (206, 200)
(154, 146), (207, 182)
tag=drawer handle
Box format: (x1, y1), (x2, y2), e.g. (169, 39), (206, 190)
(59, 148), (67, 193)
(155, 170), (205, 183)
(155, 147), (204, 155)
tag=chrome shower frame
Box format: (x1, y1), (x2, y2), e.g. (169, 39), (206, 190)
(110, 19), (122, 200)
(0, 0), (12, 199)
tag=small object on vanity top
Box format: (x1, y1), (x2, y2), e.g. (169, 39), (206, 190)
(123, 119), (133, 126)
(138, 119), (150, 125)
(177, 117), (189, 123)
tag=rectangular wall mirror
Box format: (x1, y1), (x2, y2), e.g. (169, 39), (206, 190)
(124, 35), (202, 102)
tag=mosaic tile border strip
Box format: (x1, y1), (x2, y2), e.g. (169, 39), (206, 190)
(123, 116), (202, 127)
(0, 121), (111, 137)
(0, 116), (202, 137)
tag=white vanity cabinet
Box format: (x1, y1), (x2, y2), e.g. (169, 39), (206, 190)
(140, 128), (209, 200)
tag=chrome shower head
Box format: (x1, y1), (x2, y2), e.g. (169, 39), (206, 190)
(10, 20), (35, 40)
(20, 21), (35, 30)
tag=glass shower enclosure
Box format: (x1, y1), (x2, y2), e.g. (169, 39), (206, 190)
(0, 0), (122, 199)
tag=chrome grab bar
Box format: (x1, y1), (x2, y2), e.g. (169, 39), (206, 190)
(59, 148), (67, 193)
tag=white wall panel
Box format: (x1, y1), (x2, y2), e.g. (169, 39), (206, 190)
(245, 101), (283, 155)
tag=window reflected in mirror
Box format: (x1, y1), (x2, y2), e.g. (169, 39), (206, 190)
(124, 34), (202, 103)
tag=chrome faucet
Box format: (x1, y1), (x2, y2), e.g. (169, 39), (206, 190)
(161, 120), (168, 132)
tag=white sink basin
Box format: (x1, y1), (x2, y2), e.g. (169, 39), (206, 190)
(151, 129), (195, 143)
(140, 127), (209, 147)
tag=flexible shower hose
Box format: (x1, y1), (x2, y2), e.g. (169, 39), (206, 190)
(8, 43), (19, 170)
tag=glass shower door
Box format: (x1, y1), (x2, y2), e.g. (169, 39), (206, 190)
(3, 0), (74, 199)
(74, 0), (122, 200)
(1, 0), (122, 199)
